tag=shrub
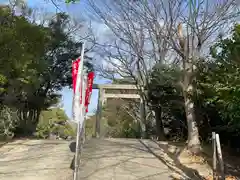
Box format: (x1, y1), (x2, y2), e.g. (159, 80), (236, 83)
(35, 108), (76, 139)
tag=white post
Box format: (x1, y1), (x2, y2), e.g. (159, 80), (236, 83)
(212, 132), (217, 180)
(73, 42), (85, 180)
(140, 96), (146, 138)
(216, 133), (224, 179)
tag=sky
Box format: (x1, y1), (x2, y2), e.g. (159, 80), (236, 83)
(27, 0), (110, 118)
(0, 0), (110, 118)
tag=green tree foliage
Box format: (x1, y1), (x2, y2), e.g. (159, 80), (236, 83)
(146, 24), (240, 150)
(0, 6), (48, 105)
(102, 99), (140, 138)
(36, 108), (76, 139)
(0, 5), (92, 138)
(197, 24), (240, 136)
(65, 0), (79, 3)
(103, 23), (240, 152)
(148, 64), (186, 140)
(102, 79), (141, 138)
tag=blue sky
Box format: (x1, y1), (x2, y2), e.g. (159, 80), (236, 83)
(26, 0), (110, 118)
(2, 0), (110, 118)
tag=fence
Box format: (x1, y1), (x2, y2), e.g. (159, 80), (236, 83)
(212, 132), (225, 180)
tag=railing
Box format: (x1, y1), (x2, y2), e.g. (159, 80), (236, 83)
(212, 132), (225, 180)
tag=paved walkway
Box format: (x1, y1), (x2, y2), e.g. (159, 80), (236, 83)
(0, 139), (74, 180)
(78, 138), (172, 180)
(0, 138), (200, 180)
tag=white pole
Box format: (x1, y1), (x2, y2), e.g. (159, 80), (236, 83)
(80, 75), (87, 144)
(215, 133), (224, 179)
(73, 42), (85, 180)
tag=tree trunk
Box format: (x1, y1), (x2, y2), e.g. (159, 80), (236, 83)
(177, 20), (201, 154)
(140, 97), (147, 138)
(154, 107), (165, 141)
(183, 62), (201, 154)
(138, 121), (146, 139)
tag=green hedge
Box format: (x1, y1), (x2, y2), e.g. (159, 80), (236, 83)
(35, 108), (76, 139)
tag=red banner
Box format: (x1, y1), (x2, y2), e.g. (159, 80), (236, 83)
(72, 58), (94, 112)
(85, 72), (94, 112)
(72, 58), (84, 104)
(72, 58), (80, 93)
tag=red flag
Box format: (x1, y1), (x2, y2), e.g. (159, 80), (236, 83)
(72, 58), (80, 93)
(72, 58), (85, 104)
(85, 72), (94, 112)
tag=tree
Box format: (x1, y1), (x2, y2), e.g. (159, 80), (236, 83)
(102, 97), (139, 138)
(87, 0), (239, 153)
(171, 0), (239, 153)
(65, 0), (79, 3)
(148, 64), (185, 140)
(87, 0), (172, 137)
(0, 4), (94, 137)
(198, 24), (240, 136)
(0, 5), (50, 136)
(36, 107), (76, 139)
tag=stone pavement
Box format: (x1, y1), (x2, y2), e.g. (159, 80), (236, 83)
(78, 138), (173, 180)
(0, 139), (74, 180)
(0, 138), (201, 180)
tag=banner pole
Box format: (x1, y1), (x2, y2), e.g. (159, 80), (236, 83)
(73, 42), (85, 180)
(75, 73), (87, 178)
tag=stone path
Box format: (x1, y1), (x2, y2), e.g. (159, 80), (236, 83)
(78, 138), (173, 180)
(0, 138), (208, 180)
(0, 139), (74, 180)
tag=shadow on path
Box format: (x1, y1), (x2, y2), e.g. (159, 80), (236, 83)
(97, 138), (206, 179)
(78, 138), (171, 179)
(139, 139), (205, 179)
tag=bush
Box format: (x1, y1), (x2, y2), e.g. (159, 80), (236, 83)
(35, 122), (76, 139)
(0, 106), (18, 141)
(35, 108), (76, 139)
(35, 123), (51, 139)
